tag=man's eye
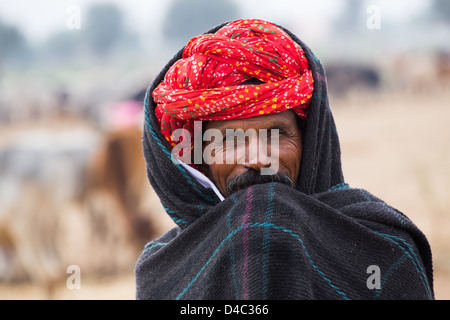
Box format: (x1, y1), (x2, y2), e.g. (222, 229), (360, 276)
(222, 135), (236, 147)
(268, 129), (282, 138)
(222, 135), (233, 143)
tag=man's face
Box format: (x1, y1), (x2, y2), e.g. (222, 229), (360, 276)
(202, 110), (303, 197)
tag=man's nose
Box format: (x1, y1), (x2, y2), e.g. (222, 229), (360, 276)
(243, 140), (271, 171)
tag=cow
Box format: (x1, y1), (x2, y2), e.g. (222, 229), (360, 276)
(324, 63), (381, 98)
(84, 124), (175, 250)
(0, 128), (101, 297)
(0, 94), (176, 298)
(436, 50), (450, 89)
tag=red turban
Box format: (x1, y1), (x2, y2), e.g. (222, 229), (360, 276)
(152, 19), (314, 155)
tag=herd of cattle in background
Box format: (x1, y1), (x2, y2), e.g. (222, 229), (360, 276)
(0, 91), (176, 297)
(0, 50), (449, 297)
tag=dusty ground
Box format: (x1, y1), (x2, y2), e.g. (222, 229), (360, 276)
(1, 89), (449, 300)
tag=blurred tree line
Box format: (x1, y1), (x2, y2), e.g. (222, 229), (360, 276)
(432, 0), (450, 24)
(334, 0), (450, 36)
(0, 0), (239, 70)
(1, 0), (449, 70)
(0, 3), (141, 69)
(162, 0), (239, 46)
(44, 3), (140, 63)
(0, 20), (32, 64)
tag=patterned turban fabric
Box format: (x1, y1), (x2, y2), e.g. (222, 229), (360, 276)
(152, 19), (314, 156)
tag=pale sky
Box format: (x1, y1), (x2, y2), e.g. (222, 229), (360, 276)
(0, 0), (431, 45)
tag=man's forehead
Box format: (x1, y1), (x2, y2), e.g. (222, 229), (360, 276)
(204, 109), (298, 130)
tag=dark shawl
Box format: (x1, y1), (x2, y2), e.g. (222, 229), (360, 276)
(136, 22), (434, 300)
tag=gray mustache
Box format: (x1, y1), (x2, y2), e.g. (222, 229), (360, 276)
(225, 168), (294, 196)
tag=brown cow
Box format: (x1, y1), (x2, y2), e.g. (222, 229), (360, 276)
(0, 128), (101, 297)
(436, 50), (450, 89)
(0, 124), (174, 298)
(84, 124), (175, 250)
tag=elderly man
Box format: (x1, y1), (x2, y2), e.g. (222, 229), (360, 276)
(135, 19), (433, 300)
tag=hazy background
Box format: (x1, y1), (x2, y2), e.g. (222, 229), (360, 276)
(0, 0), (449, 299)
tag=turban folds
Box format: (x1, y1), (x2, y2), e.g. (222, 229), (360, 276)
(152, 19), (314, 154)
